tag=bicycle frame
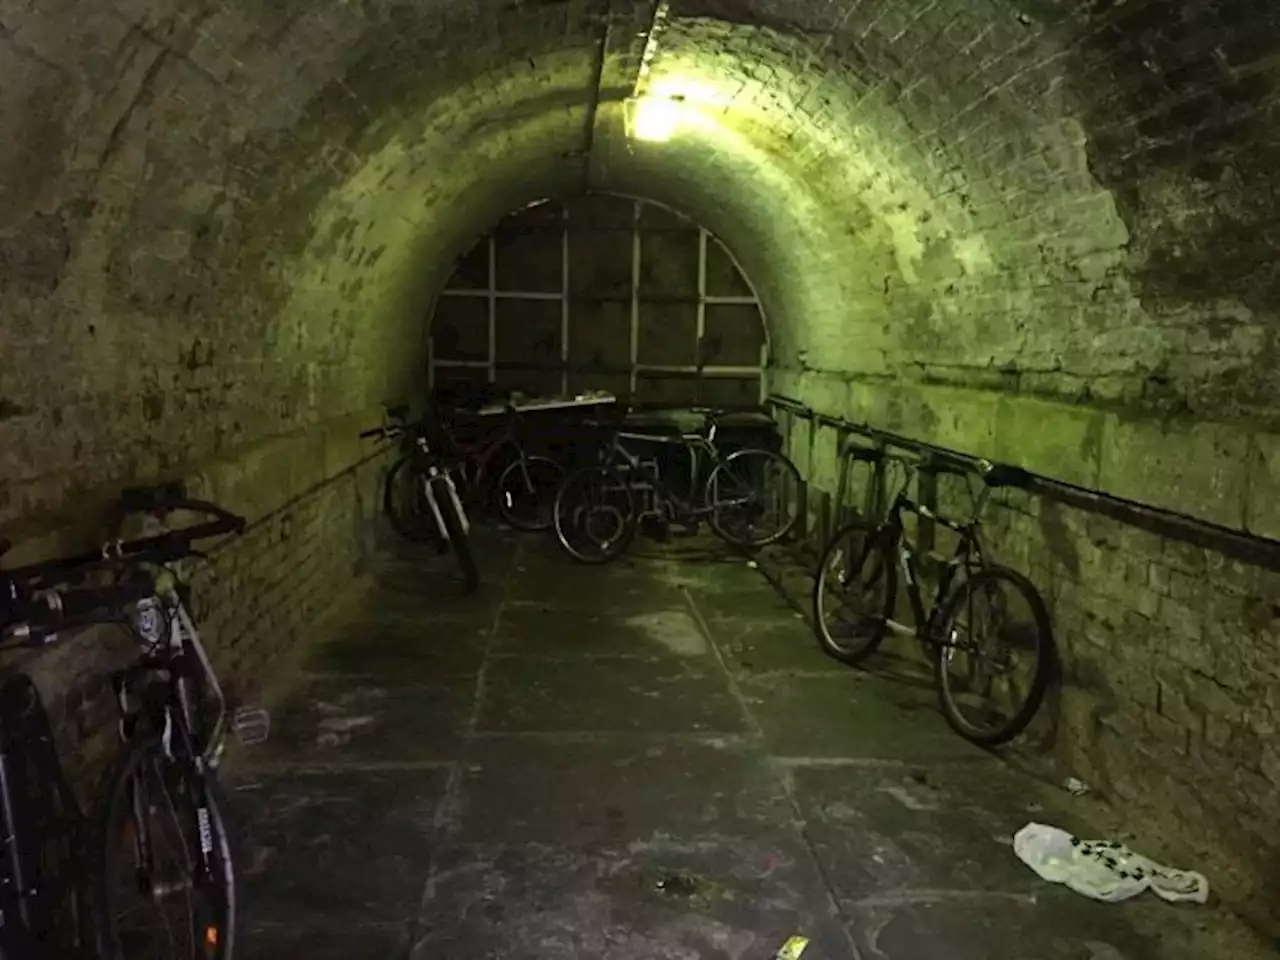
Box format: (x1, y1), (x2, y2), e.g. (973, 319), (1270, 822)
(604, 429), (735, 521)
(120, 581), (226, 763)
(455, 425), (512, 486)
(112, 575), (229, 899)
(443, 412), (534, 492)
(878, 475), (992, 647)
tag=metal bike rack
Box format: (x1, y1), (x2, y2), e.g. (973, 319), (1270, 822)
(833, 435), (889, 528)
(766, 392), (1280, 572)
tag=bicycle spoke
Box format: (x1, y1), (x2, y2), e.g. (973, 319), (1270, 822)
(110, 758), (201, 958)
(814, 523), (894, 663)
(938, 570), (1048, 743)
(707, 449), (800, 547)
(99, 738), (232, 960)
(553, 467), (635, 563)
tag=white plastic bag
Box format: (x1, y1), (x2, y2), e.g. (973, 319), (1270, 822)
(1013, 823), (1208, 904)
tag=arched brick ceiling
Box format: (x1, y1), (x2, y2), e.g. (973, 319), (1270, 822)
(1, 0), (1276, 521)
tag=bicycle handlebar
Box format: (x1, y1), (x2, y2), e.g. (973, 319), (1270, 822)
(0, 482), (244, 642)
(1, 580), (158, 649)
(4, 487), (243, 587)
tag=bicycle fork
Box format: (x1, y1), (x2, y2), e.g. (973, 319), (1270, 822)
(420, 470), (470, 540)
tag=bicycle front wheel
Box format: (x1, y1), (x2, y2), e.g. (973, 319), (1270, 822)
(436, 475), (480, 593)
(934, 566), (1054, 746)
(705, 448), (801, 547)
(813, 520), (897, 665)
(552, 466), (637, 564)
(93, 736), (235, 960)
(496, 456), (564, 532)
(384, 457), (444, 548)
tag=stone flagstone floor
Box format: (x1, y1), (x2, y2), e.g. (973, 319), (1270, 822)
(222, 526), (1274, 960)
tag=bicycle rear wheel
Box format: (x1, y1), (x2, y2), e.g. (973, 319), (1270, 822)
(496, 456), (564, 532)
(934, 566), (1054, 746)
(705, 448), (801, 547)
(93, 736), (235, 960)
(552, 466), (637, 564)
(813, 521), (897, 665)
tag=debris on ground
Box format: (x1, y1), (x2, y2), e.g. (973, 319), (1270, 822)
(774, 934), (809, 958)
(315, 714), (375, 747)
(1013, 822), (1209, 904)
(654, 872), (698, 897)
(650, 870), (725, 906)
(1063, 776), (1091, 796)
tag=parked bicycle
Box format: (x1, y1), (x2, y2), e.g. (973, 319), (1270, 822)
(812, 452), (1054, 746)
(363, 414), (480, 592)
(552, 410), (801, 564)
(436, 404), (565, 532)
(0, 481), (261, 959)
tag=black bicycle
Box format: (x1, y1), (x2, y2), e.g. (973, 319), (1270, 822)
(552, 410), (801, 564)
(362, 415), (480, 593)
(0, 483), (252, 959)
(812, 453), (1054, 745)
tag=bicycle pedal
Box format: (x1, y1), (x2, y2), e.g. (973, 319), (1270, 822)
(231, 706), (271, 746)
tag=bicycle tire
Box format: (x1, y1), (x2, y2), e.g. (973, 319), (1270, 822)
(552, 466), (637, 565)
(933, 565), (1054, 746)
(0, 674), (91, 955)
(92, 735), (235, 960)
(813, 520), (897, 665)
(436, 477), (480, 593)
(495, 456), (564, 532)
(705, 448), (802, 547)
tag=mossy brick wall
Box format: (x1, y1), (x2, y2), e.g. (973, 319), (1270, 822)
(989, 490), (1278, 897)
(755, 0), (1280, 930)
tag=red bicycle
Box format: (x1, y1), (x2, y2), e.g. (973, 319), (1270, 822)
(435, 405), (566, 532)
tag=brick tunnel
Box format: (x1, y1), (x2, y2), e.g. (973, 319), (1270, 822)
(2, 1), (1279, 958)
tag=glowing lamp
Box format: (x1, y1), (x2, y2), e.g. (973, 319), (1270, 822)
(628, 96), (683, 143)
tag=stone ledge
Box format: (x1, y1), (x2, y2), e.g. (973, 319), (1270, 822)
(772, 367), (1280, 543)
